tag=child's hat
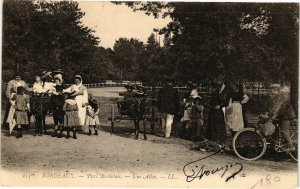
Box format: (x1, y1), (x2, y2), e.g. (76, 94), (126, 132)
(125, 83), (135, 89)
(88, 93), (98, 104)
(192, 94), (202, 100)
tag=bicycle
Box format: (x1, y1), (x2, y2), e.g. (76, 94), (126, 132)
(232, 118), (298, 161)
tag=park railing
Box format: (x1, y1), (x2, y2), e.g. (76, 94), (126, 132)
(1, 82), (270, 96)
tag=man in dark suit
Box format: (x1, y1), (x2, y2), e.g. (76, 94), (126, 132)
(157, 80), (180, 138)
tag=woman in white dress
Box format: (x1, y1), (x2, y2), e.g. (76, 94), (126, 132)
(228, 83), (249, 135)
(63, 75), (88, 127)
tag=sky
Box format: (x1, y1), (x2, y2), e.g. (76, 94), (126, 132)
(78, 2), (172, 49)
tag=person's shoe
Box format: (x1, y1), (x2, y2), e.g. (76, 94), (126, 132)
(52, 131), (57, 137)
(16, 132), (21, 139)
(94, 130), (98, 135)
(73, 131), (77, 139)
(144, 135), (147, 140)
(57, 133), (62, 138)
(88, 130), (92, 136)
(33, 133), (37, 136)
(135, 134), (139, 140)
(290, 146), (296, 152)
(66, 128), (70, 139)
(284, 146), (296, 152)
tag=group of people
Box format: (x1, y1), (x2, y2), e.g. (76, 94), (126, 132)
(154, 77), (249, 145)
(155, 76), (296, 152)
(3, 70), (100, 139)
(2, 71), (296, 152)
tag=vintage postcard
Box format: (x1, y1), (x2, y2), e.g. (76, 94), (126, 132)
(0, 1), (298, 188)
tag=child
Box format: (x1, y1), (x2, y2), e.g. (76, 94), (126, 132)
(85, 94), (99, 136)
(181, 96), (193, 139)
(63, 92), (80, 139)
(32, 76), (44, 94)
(51, 76), (65, 138)
(187, 95), (205, 141)
(11, 86), (30, 138)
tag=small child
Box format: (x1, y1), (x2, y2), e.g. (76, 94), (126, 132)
(187, 95), (205, 141)
(12, 86), (30, 138)
(181, 97), (193, 139)
(63, 93), (81, 139)
(85, 94), (99, 136)
(51, 76), (65, 138)
(32, 76), (44, 94)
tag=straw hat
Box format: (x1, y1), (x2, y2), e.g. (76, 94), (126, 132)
(270, 83), (281, 89)
(125, 83), (135, 89)
(192, 94), (202, 100)
(53, 69), (64, 74)
(88, 93), (98, 104)
(40, 71), (52, 79)
(136, 85), (144, 89)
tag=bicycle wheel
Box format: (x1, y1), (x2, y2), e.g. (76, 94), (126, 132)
(289, 128), (298, 162)
(233, 128), (267, 161)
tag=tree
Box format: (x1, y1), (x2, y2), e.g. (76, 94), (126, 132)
(116, 2), (298, 91)
(112, 38), (144, 80)
(2, 0), (100, 83)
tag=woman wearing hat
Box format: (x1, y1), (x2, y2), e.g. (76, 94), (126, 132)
(4, 73), (31, 129)
(85, 94), (100, 136)
(206, 78), (231, 147)
(63, 75), (88, 127)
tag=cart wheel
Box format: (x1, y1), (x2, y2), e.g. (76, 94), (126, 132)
(111, 104), (115, 133)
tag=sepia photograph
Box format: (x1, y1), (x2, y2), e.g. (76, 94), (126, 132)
(0, 1), (298, 188)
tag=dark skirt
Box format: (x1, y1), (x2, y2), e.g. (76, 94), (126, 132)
(64, 111), (80, 127)
(206, 108), (227, 144)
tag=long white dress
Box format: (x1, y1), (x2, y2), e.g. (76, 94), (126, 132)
(226, 94), (249, 132)
(63, 84), (88, 126)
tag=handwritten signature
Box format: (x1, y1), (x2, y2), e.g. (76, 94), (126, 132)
(183, 147), (243, 182)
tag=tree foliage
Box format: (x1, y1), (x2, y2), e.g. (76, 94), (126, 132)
(2, 0), (101, 83)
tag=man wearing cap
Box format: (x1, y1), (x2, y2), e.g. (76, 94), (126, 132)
(3, 73), (31, 128)
(267, 83), (296, 151)
(118, 83), (136, 115)
(157, 80), (180, 138)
